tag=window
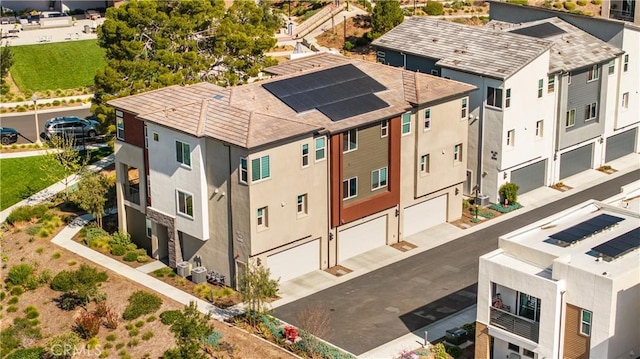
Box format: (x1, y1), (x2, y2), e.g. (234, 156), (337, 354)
(301, 144), (309, 167)
(401, 112), (412, 135)
(297, 194), (307, 215)
(144, 125), (148, 148)
(343, 177), (357, 200)
(536, 120), (543, 138)
(548, 74), (555, 93)
(622, 92), (629, 109)
(461, 98), (468, 119)
(257, 207), (268, 228)
(315, 137), (326, 161)
(568, 71), (572, 85)
(580, 309), (592, 336)
(486, 87), (503, 108)
(376, 50), (385, 63)
(420, 154), (430, 174)
(431, 69), (439, 76)
(454, 144), (463, 162)
(371, 167), (388, 190)
(587, 65), (599, 82)
(537, 79), (543, 98)
(239, 157), (248, 184)
(176, 190), (193, 218)
(343, 129), (357, 152)
(153, 132), (159, 141)
(506, 129), (515, 147)
(146, 219), (152, 238)
(251, 156), (270, 181)
(585, 102), (597, 121)
(566, 109), (576, 127)
(424, 109), (431, 130)
(608, 59), (615, 75)
(506, 88), (512, 108)
(175, 141), (191, 166)
(116, 110), (124, 140)
(381, 120), (388, 138)
(623, 54), (629, 72)
(146, 175), (151, 201)
(508, 343), (520, 352)
(522, 349), (535, 358)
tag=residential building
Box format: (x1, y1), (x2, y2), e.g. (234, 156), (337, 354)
(108, 54), (475, 286)
(475, 200), (640, 359)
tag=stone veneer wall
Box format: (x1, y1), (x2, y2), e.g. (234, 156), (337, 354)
(146, 207), (182, 267)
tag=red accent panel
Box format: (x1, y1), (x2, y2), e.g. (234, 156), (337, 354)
(330, 134), (343, 228)
(123, 112), (144, 148)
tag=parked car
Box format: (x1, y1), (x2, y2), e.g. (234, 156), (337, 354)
(43, 116), (101, 141)
(0, 126), (18, 145)
(84, 9), (100, 20)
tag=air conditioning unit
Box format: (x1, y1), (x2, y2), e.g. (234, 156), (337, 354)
(445, 327), (468, 346)
(191, 266), (207, 284)
(477, 194), (490, 207)
(176, 261), (191, 278)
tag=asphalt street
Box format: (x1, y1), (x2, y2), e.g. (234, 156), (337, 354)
(273, 169), (640, 355)
(0, 108), (90, 144)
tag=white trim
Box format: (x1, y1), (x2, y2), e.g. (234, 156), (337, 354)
(401, 112), (412, 136)
(301, 143), (310, 168)
(175, 139), (192, 168)
(176, 189), (194, 219)
(371, 167), (388, 191)
(343, 176), (358, 200)
(343, 129), (358, 153)
(239, 157), (248, 184)
(315, 136), (326, 162)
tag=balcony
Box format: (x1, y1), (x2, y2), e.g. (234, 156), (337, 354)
(125, 186), (140, 205)
(490, 306), (540, 343)
(609, 8), (635, 22)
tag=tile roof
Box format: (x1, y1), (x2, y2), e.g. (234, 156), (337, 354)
(372, 16), (552, 80)
(109, 53), (475, 149)
(486, 18), (624, 73)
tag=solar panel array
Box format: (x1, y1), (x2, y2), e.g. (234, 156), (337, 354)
(509, 22), (566, 39)
(591, 228), (640, 260)
(262, 64), (389, 122)
(548, 214), (624, 247)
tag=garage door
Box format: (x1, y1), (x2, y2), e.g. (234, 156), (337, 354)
(338, 216), (387, 262)
(403, 195), (447, 237)
(606, 129), (637, 163)
(267, 239), (319, 283)
(560, 143), (593, 180)
(511, 160), (547, 195)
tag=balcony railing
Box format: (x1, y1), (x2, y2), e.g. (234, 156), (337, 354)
(490, 307), (540, 343)
(609, 8), (635, 22)
(125, 186), (140, 205)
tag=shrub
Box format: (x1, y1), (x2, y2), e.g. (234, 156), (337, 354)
(105, 309), (119, 329)
(56, 292), (88, 311)
(50, 270), (75, 292)
(423, 0), (444, 15)
(0, 292), (5, 300)
(462, 322), (476, 338)
(8, 296), (19, 305)
(37, 270), (52, 285)
(576, 0), (587, 5)
(45, 332), (81, 358)
(7, 305), (18, 312)
(553, 1), (563, 7)
(10, 286), (24, 296)
(564, 1), (577, 10)
(506, 0), (528, 4)
(24, 306), (39, 319)
(110, 244), (126, 256)
(141, 331), (154, 341)
(25, 276), (39, 290)
(489, 202), (523, 213)
(51, 252), (62, 259)
(446, 345), (463, 358)
(110, 231), (132, 247)
(128, 328), (139, 337)
(499, 182), (519, 204)
(8, 264), (34, 286)
(94, 302), (108, 317)
(127, 339), (139, 347)
(591, 0), (601, 4)
(106, 334), (117, 342)
(146, 315), (156, 323)
(115, 342), (125, 350)
(343, 41), (355, 51)
(74, 312), (101, 339)
(5, 347), (45, 359)
(6, 205), (50, 224)
(123, 251), (140, 262)
(122, 291), (162, 320)
(136, 255), (148, 263)
(135, 320), (145, 328)
(160, 310), (182, 325)
(86, 337), (100, 350)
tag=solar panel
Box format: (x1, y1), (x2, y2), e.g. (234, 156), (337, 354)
(591, 228), (640, 260)
(548, 214), (624, 246)
(509, 22), (566, 39)
(262, 64), (389, 121)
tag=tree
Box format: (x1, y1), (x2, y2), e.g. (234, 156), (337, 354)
(424, 1), (445, 15)
(162, 302), (217, 359)
(41, 135), (88, 201)
(93, 0), (278, 130)
(71, 171), (110, 227)
(371, 0), (404, 39)
(238, 262), (279, 326)
(0, 43), (14, 95)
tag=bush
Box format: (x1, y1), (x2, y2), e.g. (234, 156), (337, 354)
(50, 270), (76, 292)
(506, 0), (528, 4)
(576, 0), (587, 5)
(499, 182), (519, 204)
(37, 269), (52, 285)
(136, 255), (148, 263)
(110, 231), (132, 247)
(563, 1), (577, 10)
(45, 332), (81, 358)
(5, 205), (50, 224)
(141, 331), (154, 341)
(74, 312), (101, 339)
(51, 265), (108, 295)
(8, 296), (19, 305)
(110, 244), (126, 256)
(553, 1), (563, 7)
(489, 202), (523, 213)
(446, 345), (463, 358)
(423, 0), (444, 15)
(105, 309), (119, 329)
(128, 328), (139, 337)
(86, 337), (100, 350)
(146, 315), (156, 322)
(122, 291), (162, 320)
(591, 0), (601, 4)
(56, 292), (87, 311)
(10, 286), (23, 296)
(343, 41), (355, 51)
(94, 301), (108, 317)
(7, 305), (18, 312)
(160, 310), (182, 325)
(5, 347), (45, 359)
(123, 251), (140, 262)
(8, 264), (34, 286)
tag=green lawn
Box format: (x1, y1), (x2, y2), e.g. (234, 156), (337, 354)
(0, 156), (65, 210)
(9, 40), (106, 92)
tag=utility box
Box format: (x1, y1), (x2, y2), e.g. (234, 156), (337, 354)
(176, 261), (190, 278)
(477, 194), (490, 207)
(445, 328), (468, 346)
(191, 266), (207, 284)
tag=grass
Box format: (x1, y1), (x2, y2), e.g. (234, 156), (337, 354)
(9, 40), (106, 92)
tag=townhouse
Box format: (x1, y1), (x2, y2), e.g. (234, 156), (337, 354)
(108, 54), (475, 286)
(475, 200), (640, 359)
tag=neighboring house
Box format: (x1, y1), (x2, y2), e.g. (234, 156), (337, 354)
(108, 53), (475, 286)
(475, 200), (640, 359)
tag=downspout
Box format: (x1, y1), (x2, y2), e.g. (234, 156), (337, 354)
(557, 290), (566, 359)
(401, 52), (406, 70)
(551, 71), (565, 184)
(324, 132), (333, 268)
(223, 143), (236, 287)
(477, 76), (486, 198)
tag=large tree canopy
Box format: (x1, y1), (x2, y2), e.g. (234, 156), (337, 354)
(371, 0), (404, 39)
(93, 0), (280, 124)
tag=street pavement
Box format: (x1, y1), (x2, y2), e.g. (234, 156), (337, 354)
(272, 168), (640, 356)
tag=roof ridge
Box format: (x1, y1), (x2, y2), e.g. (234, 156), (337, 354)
(414, 70), (421, 104)
(196, 99), (207, 137)
(245, 111), (254, 148)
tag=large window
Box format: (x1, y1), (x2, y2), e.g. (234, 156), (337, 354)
(537, 79), (543, 98)
(343, 177), (357, 200)
(175, 141), (191, 166)
(585, 102), (597, 121)
(608, 59), (615, 75)
(548, 74), (555, 93)
(239, 157), (248, 184)
(343, 129), (357, 152)
(518, 293), (541, 322)
(301, 144), (309, 167)
(623, 54), (629, 72)
(487, 87), (503, 108)
(116, 110), (124, 140)
(401, 112), (412, 135)
(257, 206), (268, 228)
(176, 190), (193, 218)
(454, 144), (463, 162)
(461, 98), (468, 119)
(506, 129), (515, 147)
(381, 120), (388, 138)
(580, 309), (592, 336)
(424, 109), (431, 130)
(566, 109), (576, 127)
(371, 167), (387, 190)
(315, 137), (326, 161)
(420, 154), (430, 174)
(587, 65), (599, 82)
(251, 155), (270, 181)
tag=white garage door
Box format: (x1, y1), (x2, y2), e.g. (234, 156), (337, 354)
(267, 239), (319, 283)
(403, 195), (447, 237)
(338, 215), (387, 262)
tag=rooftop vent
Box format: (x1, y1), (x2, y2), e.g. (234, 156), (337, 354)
(213, 94), (223, 100)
